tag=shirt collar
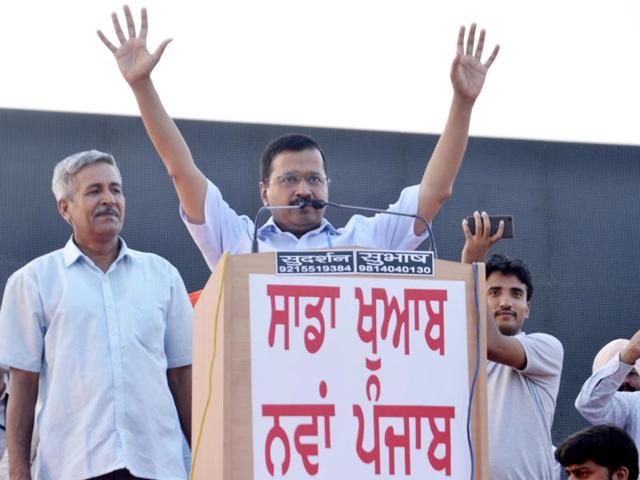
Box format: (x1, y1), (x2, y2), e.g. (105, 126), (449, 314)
(256, 216), (339, 240)
(62, 236), (133, 268)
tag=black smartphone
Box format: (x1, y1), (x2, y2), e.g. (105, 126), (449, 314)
(465, 215), (514, 239)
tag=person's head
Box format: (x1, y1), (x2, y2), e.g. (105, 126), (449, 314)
(593, 339), (640, 392)
(259, 134), (329, 237)
(53, 150), (125, 246)
(485, 253), (533, 336)
(555, 425), (638, 480)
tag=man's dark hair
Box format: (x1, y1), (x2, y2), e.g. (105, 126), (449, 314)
(485, 253), (534, 301)
(260, 134), (327, 182)
(555, 425), (639, 480)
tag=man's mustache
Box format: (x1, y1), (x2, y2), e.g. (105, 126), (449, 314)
(95, 207), (120, 217)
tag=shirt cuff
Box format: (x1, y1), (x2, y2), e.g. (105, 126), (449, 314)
(598, 354), (634, 384)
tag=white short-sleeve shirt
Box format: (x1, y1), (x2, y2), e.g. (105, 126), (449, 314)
(181, 180), (429, 270)
(0, 238), (192, 480)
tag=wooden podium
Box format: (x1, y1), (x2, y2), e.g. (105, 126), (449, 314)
(190, 251), (487, 479)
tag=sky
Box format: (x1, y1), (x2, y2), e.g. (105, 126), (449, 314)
(1, 0), (638, 146)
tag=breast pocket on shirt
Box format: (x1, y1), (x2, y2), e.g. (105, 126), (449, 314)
(126, 304), (167, 361)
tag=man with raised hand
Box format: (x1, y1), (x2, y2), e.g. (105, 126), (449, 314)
(576, 332), (640, 448)
(461, 211), (564, 479)
(99, 6), (499, 270)
(0, 151), (192, 479)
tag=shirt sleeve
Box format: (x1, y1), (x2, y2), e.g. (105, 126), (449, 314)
(180, 180), (254, 271)
(164, 265), (194, 369)
(0, 267), (46, 372)
(342, 185), (430, 251)
(575, 355), (637, 428)
(517, 333), (564, 397)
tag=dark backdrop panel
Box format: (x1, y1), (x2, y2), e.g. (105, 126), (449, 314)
(1, 108), (639, 445)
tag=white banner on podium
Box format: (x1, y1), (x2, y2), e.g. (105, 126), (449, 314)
(249, 274), (470, 479)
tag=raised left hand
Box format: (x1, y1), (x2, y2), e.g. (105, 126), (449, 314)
(450, 24), (499, 104)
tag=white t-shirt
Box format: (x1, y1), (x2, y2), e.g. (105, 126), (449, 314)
(487, 331), (564, 480)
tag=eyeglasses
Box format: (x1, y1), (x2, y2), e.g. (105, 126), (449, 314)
(267, 173), (331, 188)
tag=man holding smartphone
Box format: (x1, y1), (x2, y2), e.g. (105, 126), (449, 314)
(461, 211), (564, 480)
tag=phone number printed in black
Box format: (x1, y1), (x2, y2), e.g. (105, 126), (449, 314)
(357, 264), (432, 275)
(278, 264), (354, 274)
(355, 250), (434, 276)
(276, 251), (356, 275)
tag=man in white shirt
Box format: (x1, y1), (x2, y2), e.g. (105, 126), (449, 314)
(461, 211), (564, 480)
(98, 7), (500, 269)
(576, 334), (640, 448)
(0, 150), (192, 480)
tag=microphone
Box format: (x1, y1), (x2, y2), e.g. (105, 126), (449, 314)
(251, 200), (307, 253)
(310, 199), (437, 257)
(306, 199), (326, 209)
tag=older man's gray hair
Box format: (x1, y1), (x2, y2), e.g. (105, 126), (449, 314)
(52, 150), (121, 201)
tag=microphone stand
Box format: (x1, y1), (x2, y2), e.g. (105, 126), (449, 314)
(251, 201), (306, 253)
(310, 199), (437, 258)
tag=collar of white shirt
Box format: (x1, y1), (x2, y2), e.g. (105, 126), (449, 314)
(256, 216), (339, 241)
(61, 235), (138, 269)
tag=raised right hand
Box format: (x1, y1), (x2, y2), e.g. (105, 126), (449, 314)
(461, 210), (504, 263)
(621, 329), (640, 366)
(97, 5), (171, 86)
